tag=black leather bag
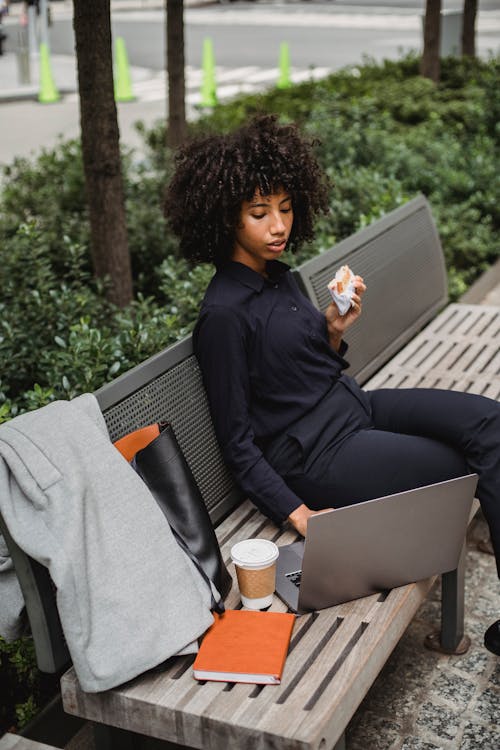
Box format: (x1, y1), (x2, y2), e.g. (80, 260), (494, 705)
(131, 423), (231, 613)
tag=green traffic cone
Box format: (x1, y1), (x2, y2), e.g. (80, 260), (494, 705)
(114, 36), (135, 102)
(199, 37), (217, 108)
(38, 42), (60, 103)
(277, 42), (291, 90)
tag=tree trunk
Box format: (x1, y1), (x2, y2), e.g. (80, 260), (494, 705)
(73, 0), (133, 308)
(166, 0), (187, 149)
(462, 0), (477, 57)
(420, 0), (441, 83)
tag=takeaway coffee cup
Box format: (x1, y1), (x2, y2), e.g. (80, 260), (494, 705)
(230, 539), (279, 610)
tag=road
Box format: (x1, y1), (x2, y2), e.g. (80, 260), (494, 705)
(0, 0), (499, 166)
(36, 1), (500, 69)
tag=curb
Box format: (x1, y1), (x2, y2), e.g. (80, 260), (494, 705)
(459, 257), (500, 305)
(0, 86), (76, 104)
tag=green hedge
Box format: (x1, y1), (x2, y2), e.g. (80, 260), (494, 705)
(0, 636), (60, 733)
(0, 54), (499, 732)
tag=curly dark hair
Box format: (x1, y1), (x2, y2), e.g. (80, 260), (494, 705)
(164, 115), (331, 266)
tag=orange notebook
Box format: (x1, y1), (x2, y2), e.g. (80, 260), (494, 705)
(193, 609), (296, 684)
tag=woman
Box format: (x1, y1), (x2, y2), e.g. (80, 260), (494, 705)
(164, 114), (500, 654)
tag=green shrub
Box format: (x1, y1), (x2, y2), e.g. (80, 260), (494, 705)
(0, 635), (59, 734)
(123, 160), (179, 296)
(0, 221), (187, 415)
(1, 141), (90, 280)
(0, 222), (110, 407)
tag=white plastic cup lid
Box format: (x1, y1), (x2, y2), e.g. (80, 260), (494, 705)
(230, 539), (279, 569)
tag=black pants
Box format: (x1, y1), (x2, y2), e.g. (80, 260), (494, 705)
(281, 388), (500, 577)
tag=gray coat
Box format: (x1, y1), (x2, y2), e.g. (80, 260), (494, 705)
(0, 394), (214, 692)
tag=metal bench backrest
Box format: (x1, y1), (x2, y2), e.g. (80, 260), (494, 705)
(293, 194), (448, 384)
(0, 195), (448, 674)
(95, 335), (243, 526)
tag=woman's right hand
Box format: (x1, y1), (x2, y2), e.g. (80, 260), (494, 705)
(325, 275), (366, 350)
(288, 504), (334, 537)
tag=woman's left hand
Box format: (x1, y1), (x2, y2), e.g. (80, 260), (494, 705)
(326, 275), (366, 350)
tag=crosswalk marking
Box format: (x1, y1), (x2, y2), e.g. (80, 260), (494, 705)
(64, 64), (333, 105)
(133, 65), (333, 104)
(214, 66), (261, 83)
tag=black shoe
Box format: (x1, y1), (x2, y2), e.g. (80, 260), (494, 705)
(484, 620), (500, 655)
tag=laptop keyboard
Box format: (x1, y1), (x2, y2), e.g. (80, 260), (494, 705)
(286, 570), (302, 588)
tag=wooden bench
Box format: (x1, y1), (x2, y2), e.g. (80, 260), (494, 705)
(2, 195), (499, 750)
(0, 735), (59, 750)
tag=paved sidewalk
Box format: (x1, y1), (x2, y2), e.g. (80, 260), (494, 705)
(0, 50), (76, 102)
(0, 49), (156, 103)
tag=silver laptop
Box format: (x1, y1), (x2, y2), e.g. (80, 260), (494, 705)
(275, 474), (478, 613)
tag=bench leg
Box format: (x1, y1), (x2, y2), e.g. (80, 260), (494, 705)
(424, 541), (471, 655)
(93, 723), (136, 750)
(93, 723), (195, 750)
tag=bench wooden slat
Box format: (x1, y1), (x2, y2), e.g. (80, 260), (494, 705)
(290, 581), (435, 750)
(177, 616), (328, 746)
(271, 613), (366, 716)
(0, 736), (59, 750)
(427, 304), (499, 338)
(207, 618), (358, 750)
(365, 304), (500, 392)
(482, 381), (500, 400)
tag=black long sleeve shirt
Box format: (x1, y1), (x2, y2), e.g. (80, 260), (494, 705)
(193, 259), (355, 524)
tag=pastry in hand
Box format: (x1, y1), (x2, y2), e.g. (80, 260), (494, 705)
(327, 265), (356, 315)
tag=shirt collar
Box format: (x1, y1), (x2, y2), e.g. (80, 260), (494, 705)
(222, 260), (291, 292)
